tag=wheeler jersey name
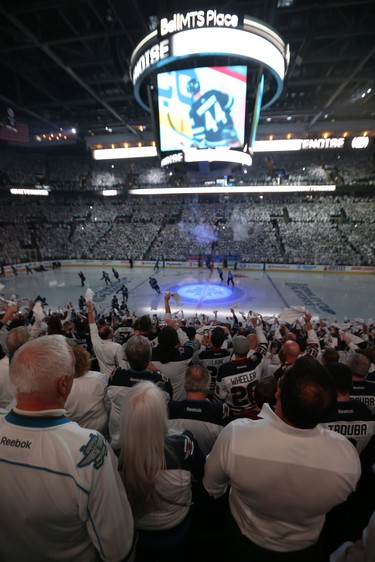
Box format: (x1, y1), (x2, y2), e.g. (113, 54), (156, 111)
(229, 371), (257, 386)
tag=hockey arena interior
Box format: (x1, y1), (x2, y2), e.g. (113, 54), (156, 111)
(0, 1), (374, 561)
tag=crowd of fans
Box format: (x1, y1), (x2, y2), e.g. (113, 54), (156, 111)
(0, 147), (374, 561)
(0, 193), (374, 266)
(0, 290), (374, 561)
(0, 148), (374, 190)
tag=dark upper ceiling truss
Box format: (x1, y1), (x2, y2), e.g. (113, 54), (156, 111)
(0, 0), (374, 140)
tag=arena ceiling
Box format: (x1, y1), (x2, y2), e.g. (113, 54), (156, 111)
(0, 0), (374, 142)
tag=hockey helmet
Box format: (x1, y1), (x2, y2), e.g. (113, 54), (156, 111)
(187, 77), (200, 95)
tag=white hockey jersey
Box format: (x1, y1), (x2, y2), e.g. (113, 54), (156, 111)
(0, 410), (135, 562)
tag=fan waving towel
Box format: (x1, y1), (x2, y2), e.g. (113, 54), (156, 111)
(279, 306), (307, 324)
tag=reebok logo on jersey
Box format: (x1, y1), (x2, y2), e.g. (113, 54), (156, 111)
(77, 432), (107, 470)
(1, 436), (32, 448)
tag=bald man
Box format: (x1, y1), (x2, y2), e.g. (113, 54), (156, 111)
(273, 312), (319, 381)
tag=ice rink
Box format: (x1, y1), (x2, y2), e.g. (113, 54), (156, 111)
(1, 264), (374, 323)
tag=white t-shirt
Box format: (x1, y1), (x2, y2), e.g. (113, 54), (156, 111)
(89, 323), (126, 378)
(65, 370), (110, 435)
(0, 355), (14, 409)
(203, 404), (361, 553)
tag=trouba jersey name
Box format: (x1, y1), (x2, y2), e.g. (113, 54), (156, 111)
(351, 380), (375, 414)
(320, 399), (374, 454)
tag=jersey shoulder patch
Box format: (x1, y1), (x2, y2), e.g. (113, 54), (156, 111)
(77, 432), (108, 470)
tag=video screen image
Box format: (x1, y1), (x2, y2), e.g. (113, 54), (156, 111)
(157, 65), (247, 153)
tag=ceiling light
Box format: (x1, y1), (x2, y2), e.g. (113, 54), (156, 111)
(149, 15), (159, 31)
(277, 0), (294, 6)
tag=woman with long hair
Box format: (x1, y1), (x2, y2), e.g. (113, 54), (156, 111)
(118, 381), (205, 535)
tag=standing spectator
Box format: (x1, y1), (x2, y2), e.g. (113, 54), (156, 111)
(118, 381), (205, 555)
(0, 343), (13, 409)
(347, 353), (375, 414)
(168, 365), (230, 455)
(320, 362), (374, 454)
(6, 325), (32, 361)
(108, 335), (172, 452)
(195, 326), (231, 397)
(47, 315), (64, 336)
(152, 294), (194, 400)
(204, 356), (361, 561)
(65, 344), (111, 436)
(182, 325), (200, 360)
(73, 316), (92, 354)
(273, 312), (319, 380)
(213, 317), (268, 417)
(261, 339), (283, 378)
(152, 325), (193, 400)
(244, 376), (278, 419)
(319, 361), (375, 555)
(321, 347), (340, 366)
(0, 335), (136, 562)
(132, 314), (159, 345)
(87, 301), (126, 378)
(78, 294), (86, 313)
